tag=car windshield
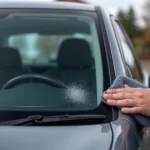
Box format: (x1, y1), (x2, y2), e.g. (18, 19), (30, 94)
(0, 10), (104, 112)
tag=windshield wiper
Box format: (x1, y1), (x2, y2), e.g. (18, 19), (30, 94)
(0, 114), (106, 126)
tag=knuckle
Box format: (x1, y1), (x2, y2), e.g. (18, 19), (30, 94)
(129, 99), (133, 105)
(111, 89), (116, 93)
(137, 88), (143, 91)
(124, 93), (129, 99)
(128, 108), (131, 113)
(137, 107), (142, 113)
(125, 99), (133, 106)
(111, 94), (114, 98)
(126, 99), (130, 105)
(108, 89), (115, 93)
(115, 101), (119, 106)
(121, 93), (125, 99)
(113, 101), (117, 106)
(136, 92), (144, 98)
(113, 94), (117, 99)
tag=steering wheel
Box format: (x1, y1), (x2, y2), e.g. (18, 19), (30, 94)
(2, 74), (68, 90)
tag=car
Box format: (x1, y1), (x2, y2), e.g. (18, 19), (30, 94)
(0, 1), (149, 150)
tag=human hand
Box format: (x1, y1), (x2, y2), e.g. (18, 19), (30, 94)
(103, 85), (150, 116)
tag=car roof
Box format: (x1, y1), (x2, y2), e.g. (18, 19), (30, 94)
(0, 1), (95, 11)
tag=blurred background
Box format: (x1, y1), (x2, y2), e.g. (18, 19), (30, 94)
(55, 0), (150, 73)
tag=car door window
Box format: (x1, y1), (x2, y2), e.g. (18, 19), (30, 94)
(114, 22), (143, 82)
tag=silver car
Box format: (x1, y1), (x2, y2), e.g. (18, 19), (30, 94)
(0, 1), (149, 150)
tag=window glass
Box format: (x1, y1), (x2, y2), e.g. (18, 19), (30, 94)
(115, 22), (142, 82)
(9, 33), (93, 64)
(0, 13), (104, 112)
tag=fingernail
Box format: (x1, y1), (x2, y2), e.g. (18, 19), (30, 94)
(121, 108), (126, 112)
(107, 100), (113, 104)
(107, 90), (112, 93)
(103, 94), (108, 98)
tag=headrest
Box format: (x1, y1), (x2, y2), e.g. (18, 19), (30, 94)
(0, 48), (21, 68)
(58, 38), (92, 68)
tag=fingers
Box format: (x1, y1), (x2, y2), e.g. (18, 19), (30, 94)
(104, 92), (136, 100)
(121, 107), (142, 114)
(107, 99), (135, 107)
(107, 87), (142, 94)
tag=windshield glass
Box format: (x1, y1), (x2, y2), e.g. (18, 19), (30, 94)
(0, 11), (103, 112)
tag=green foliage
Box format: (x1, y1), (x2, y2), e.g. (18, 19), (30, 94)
(143, 0), (150, 26)
(117, 7), (142, 39)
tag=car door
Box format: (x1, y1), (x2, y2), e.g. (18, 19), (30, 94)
(111, 17), (150, 150)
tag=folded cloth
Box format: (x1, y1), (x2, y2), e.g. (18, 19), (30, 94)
(102, 76), (150, 127)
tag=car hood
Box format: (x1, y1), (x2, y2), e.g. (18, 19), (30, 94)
(0, 123), (112, 150)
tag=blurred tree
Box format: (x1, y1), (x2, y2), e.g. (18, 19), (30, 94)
(142, 0), (150, 48)
(117, 7), (143, 39)
(36, 36), (58, 54)
(36, 35), (71, 55)
(143, 0), (150, 26)
(143, 27), (150, 47)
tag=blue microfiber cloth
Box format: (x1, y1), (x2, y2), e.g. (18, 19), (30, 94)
(102, 76), (150, 127)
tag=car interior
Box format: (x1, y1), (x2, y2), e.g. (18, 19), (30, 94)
(0, 12), (114, 123)
(0, 13), (103, 113)
(0, 48), (29, 88)
(0, 39), (96, 90)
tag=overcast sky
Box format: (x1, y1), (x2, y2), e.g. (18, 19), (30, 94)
(85, 0), (144, 15)
(85, 0), (145, 26)
(4, 0), (146, 26)
(4, 0), (145, 16)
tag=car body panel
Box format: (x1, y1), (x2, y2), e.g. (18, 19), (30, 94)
(0, 120), (140, 150)
(0, 124), (112, 150)
(111, 120), (139, 150)
(0, 2), (95, 11)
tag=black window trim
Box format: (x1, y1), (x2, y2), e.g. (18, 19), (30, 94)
(110, 16), (126, 66)
(95, 7), (115, 84)
(110, 16), (133, 78)
(95, 7), (118, 121)
(119, 23), (144, 81)
(111, 16), (143, 82)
